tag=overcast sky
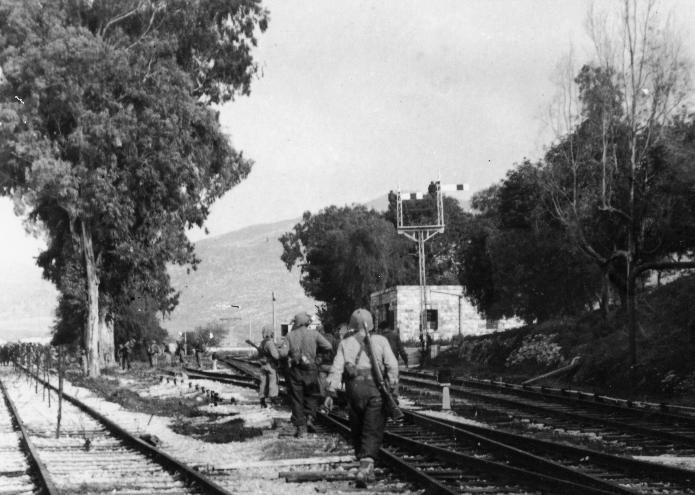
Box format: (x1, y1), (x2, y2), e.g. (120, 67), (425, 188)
(2, 0), (694, 337)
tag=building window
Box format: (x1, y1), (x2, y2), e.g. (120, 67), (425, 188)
(377, 303), (393, 329)
(486, 319), (499, 330)
(426, 309), (438, 330)
(387, 309), (395, 329)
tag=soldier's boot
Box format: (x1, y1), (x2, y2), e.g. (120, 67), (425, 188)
(260, 398), (267, 408)
(355, 457), (375, 488)
(306, 417), (317, 433)
(294, 425), (307, 438)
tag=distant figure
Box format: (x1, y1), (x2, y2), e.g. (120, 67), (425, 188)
(122, 339), (135, 370)
(419, 332), (433, 367)
(279, 311), (332, 437)
(176, 340), (185, 365)
(117, 343), (125, 370)
(80, 348), (87, 375)
(193, 346), (202, 368)
(146, 340), (159, 368)
(379, 322), (408, 368)
(257, 325), (280, 408)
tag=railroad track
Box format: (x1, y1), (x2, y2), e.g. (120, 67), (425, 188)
(182, 357), (694, 493)
(400, 369), (695, 455)
(2, 367), (233, 495)
(400, 410), (695, 494)
(181, 366), (258, 389)
(12, 362), (421, 494)
(0, 374), (56, 494)
(220, 357), (263, 382)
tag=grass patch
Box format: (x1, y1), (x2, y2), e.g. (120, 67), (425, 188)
(171, 417), (263, 443)
(67, 373), (204, 417)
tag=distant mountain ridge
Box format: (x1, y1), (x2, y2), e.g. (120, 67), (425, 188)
(164, 217), (313, 344)
(1, 192), (439, 344)
(163, 195), (394, 344)
(161, 193), (480, 345)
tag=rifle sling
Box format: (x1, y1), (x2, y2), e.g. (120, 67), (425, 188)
(361, 336), (387, 392)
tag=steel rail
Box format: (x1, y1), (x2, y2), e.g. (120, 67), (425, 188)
(0, 379), (60, 495)
(321, 412), (622, 495)
(220, 358), (261, 382)
(181, 367), (258, 387)
(412, 410), (695, 481)
(401, 373), (695, 449)
(318, 412), (458, 495)
(396, 411), (637, 495)
(166, 358), (682, 493)
(451, 374), (695, 427)
(22, 367), (235, 495)
(458, 373), (695, 416)
(406, 411), (695, 490)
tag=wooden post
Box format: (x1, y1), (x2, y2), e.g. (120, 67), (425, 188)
(272, 292), (277, 344)
(56, 346), (63, 439)
(42, 349), (46, 402)
(34, 351), (39, 394)
(47, 349), (51, 409)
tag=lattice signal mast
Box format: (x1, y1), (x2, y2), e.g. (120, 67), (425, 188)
(396, 181), (469, 343)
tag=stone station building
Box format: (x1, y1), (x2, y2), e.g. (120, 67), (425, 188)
(370, 285), (497, 342)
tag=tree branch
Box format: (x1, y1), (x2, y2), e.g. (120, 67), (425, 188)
(597, 204), (632, 222)
(101, 3), (142, 39)
(126, 5), (158, 50)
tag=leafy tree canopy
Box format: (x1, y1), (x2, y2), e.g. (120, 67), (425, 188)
(280, 205), (414, 327)
(458, 162), (603, 323)
(0, 0), (267, 372)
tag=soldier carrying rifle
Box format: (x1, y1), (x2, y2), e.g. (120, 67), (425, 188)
(323, 308), (399, 488)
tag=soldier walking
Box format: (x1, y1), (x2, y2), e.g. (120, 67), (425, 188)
(279, 312), (332, 438)
(257, 325), (280, 408)
(324, 309), (399, 488)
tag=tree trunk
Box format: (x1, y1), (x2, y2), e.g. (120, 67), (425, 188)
(627, 269), (637, 368)
(81, 221), (101, 377)
(99, 311), (116, 369)
(600, 265), (610, 320)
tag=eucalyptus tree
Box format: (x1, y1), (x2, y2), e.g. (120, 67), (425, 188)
(0, 0), (268, 375)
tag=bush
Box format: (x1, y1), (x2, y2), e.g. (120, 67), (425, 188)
(505, 333), (563, 368)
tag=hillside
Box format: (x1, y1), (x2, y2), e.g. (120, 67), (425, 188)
(163, 196), (394, 344)
(163, 217), (316, 344)
(437, 274), (695, 400)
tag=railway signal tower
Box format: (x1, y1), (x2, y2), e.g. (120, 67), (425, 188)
(396, 181), (469, 346)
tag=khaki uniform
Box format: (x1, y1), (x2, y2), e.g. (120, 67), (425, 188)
(327, 333), (398, 460)
(258, 337), (280, 400)
(280, 325), (332, 428)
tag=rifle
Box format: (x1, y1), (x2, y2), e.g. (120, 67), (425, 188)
(363, 327), (404, 421)
(245, 339), (262, 353)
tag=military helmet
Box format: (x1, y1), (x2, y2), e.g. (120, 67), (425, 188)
(291, 311), (312, 329)
(349, 308), (374, 332)
(261, 325), (274, 338)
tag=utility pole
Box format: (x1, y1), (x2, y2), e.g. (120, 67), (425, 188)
(458, 294), (462, 337)
(272, 292), (277, 343)
(396, 181), (468, 348)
